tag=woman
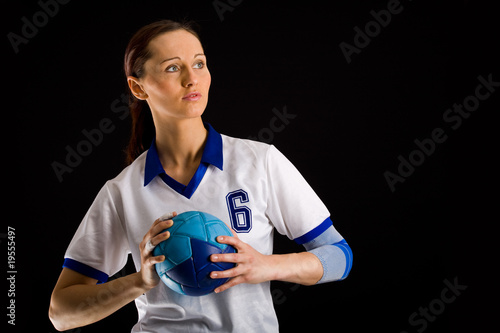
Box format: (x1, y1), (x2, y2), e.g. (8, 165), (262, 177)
(49, 20), (353, 332)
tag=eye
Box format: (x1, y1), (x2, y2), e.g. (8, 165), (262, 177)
(193, 61), (205, 69)
(165, 64), (179, 72)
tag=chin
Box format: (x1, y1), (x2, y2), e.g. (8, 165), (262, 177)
(153, 101), (207, 122)
(182, 102), (208, 118)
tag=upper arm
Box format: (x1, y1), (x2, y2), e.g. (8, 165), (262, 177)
(52, 267), (98, 294)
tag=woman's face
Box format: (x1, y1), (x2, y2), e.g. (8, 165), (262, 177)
(132, 29), (211, 124)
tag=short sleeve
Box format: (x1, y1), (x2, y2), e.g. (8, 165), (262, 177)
(265, 145), (331, 241)
(63, 182), (130, 282)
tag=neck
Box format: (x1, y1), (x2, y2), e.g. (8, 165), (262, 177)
(154, 118), (207, 169)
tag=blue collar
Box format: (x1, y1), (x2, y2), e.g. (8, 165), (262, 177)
(144, 123), (223, 188)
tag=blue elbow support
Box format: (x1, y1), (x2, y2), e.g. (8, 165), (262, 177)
(300, 224), (353, 283)
(332, 239), (353, 280)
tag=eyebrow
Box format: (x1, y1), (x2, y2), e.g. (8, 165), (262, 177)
(160, 53), (205, 64)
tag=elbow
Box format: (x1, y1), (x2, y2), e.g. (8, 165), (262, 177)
(49, 303), (68, 332)
(337, 240), (353, 281)
(308, 240), (353, 284)
(49, 305), (64, 332)
(49, 294), (77, 332)
(340, 259), (352, 280)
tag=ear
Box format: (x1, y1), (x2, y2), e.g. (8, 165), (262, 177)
(127, 76), (148, 100)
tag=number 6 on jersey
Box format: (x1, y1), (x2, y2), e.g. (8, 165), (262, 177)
(226, 189), (252, 233)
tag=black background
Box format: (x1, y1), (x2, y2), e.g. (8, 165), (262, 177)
(5, 0), (498, 332)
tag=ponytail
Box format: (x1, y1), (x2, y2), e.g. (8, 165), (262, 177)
(125, 97), (147, 165)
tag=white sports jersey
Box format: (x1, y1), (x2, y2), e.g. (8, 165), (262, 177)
(64, 123), (333, 332)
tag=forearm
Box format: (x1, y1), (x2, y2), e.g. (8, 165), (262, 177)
(269, 252), (323, 286)
(49, 272), (148, 331)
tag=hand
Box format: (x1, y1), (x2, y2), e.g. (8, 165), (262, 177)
(138, 212), (177, 290)
(210, 231), (275, 293)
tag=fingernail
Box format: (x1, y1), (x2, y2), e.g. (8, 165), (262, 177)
(214, 288), (220, 293)
(212, 255), (219, 261)
(218, 236), (224, 241)
(211, 272), (218, 278)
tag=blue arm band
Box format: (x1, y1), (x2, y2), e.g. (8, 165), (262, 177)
(300, 224), (353, 283)
(63, 258), (109, 284)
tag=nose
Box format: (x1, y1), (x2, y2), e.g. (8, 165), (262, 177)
(182, 67), (198, 88)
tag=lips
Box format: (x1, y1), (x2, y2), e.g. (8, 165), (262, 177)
(182, 91), (201, 101)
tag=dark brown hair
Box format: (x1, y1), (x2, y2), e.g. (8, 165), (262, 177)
(123, 20), (201, 164)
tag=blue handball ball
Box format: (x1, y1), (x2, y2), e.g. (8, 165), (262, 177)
(153, 211), (236, 296)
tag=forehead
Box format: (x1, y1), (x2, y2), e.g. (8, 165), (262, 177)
(147, 29), (203, 60)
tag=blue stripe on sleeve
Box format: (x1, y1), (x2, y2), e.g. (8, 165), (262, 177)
(63, 258), (109, 284)
(294, 217), (333, 245)
(332, 239), (353, 280)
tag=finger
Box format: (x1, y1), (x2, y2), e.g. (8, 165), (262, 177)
(214, 276), (244, 293)
(210, 265), (242, 279)
(159, 211), (177, 221)
(141, 220), (172, 248)
(149, 211), (176, 231)
(211, 252), (242, 264)
(151, 217), (165, 228)
(216, 235), (242, 248)
(145, 228), (171, 254)
(150, 220), (174, 238)
(150, 230), (170, 247)
(147, 254), (165, 266)
(144, 239), (156, 253)
(143, 219), (170, 242)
